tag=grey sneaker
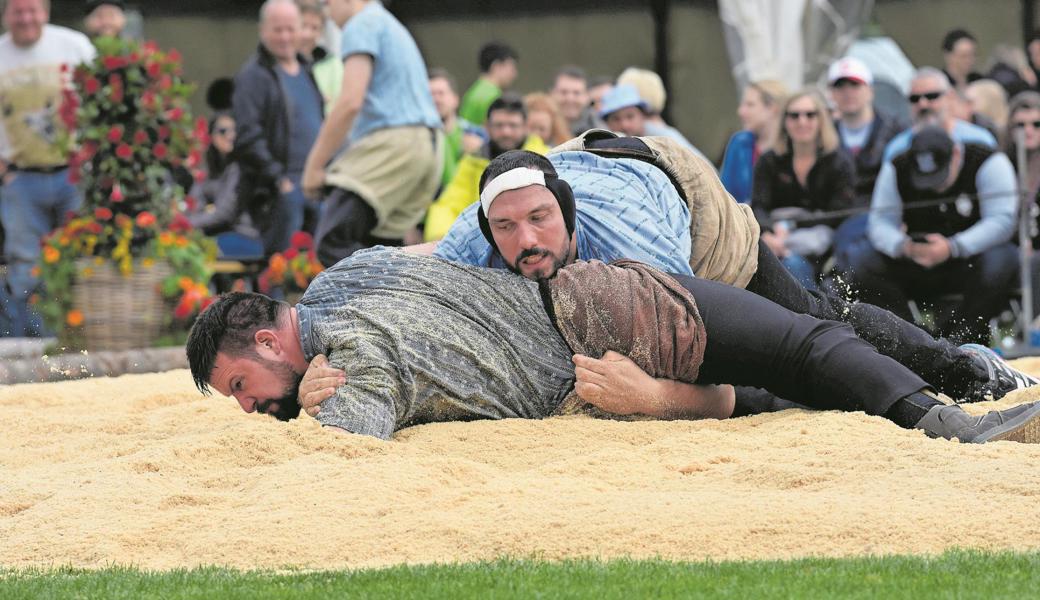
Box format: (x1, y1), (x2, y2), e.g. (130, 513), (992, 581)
(915, 402), (1040, 443)
(959, 343), (1039, 403)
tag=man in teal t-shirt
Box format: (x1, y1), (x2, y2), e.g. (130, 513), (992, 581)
(459, 41), (518, 125)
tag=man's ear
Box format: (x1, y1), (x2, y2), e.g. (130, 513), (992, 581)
(254, 329), (282, 358)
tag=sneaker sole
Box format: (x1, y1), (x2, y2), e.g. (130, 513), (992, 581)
(976, 403), (1040, 444)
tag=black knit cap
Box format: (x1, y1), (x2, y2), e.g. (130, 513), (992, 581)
(476, 151), (576, 254)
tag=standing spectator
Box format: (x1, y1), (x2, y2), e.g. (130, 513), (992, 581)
(550, 66), (601, 136)
(83, 0), (125, 39)
(1029, 32), (1040, 85)
(232, 0), (323, 256)
(720, 79), (788, 204)
(846, 126), (1018, 345)
(187, 112), (262, 259)
(459, 41), (518, 126)
(942, 29), (983, 91)
(296, 0), (343, 114)
(523, 92), (569, 147)
(0, 0), (95, 337)
(424, 94), (548, 241)
(616, 67), (703, 155)
(883, 67), (997, 162)
(429, 68), (470, 191)
(752, 90), (856, 290)
(303, 0), (443, 266)
(828, 58), (905, 204)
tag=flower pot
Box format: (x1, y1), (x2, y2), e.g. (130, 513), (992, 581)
(72, 258), (173, 351)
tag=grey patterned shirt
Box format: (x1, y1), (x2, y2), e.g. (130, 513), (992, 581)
(296, 248), (576, 439)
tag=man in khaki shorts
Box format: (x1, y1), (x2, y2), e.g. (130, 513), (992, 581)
(302, 0), (443, 266)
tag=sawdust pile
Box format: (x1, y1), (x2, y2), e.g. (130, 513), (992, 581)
(3, 363), (1040, 570)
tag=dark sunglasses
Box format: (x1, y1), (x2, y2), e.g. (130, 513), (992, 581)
(831, 79), (864, 89)
(908, 91), (943, 104)
(213, 126), (234, 136)
(1014, 120), (1040, 129)
(785, 110), (819, 120)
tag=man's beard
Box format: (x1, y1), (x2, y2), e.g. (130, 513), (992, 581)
(507, 239), (571, 281)
(255, 358), (304, 422)
(489, 138), (524, 159)
(914, 108), (940, 126)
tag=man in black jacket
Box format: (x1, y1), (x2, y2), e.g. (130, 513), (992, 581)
(828, 57), (908, 278)
(232, 0), (323, 256)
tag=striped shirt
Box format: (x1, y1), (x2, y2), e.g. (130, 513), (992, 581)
(295, 248), (576, 439)
(434, 151), (694, 275)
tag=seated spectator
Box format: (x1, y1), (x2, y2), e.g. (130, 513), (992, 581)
(600, 84), (709, 162)
(187, 113), (262, 258)
(429, 68), (471, 191)
(423, 94), (548, 242)
(883, 67), (997, 161)
(616, 67), (704, 155)
(942, 29), (984, 90)
(459, 41), (518, 126)
(845, 126), (1018, 345)
(720, 79), (788, 204)
(296, 0), (343, 114)
(966, 79), (1009, 144)
(550, 65), (602, 136)
(950, 86), (1001, 143)
(986, 44), (1038, 99)
(1005, 92), (1040, 313)
(523, 92), (569, 147)
(588, 75), (613, 116)
(751, 90), (856, 290)
(83, 0), (125, 39)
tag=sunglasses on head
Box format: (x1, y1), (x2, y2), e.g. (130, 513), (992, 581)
(1014, 120), (1040, 129)
(908, 91), (943, 104)
(785, 110), (819, 120)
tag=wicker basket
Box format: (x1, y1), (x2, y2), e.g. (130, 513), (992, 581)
(72, 258), (173, 352)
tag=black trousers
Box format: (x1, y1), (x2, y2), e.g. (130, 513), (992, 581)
(314, 188), (403, 268)
(671, 273), (928, 417)
(743, 240), (983, 401)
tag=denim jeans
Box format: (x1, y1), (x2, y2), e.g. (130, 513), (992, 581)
(780, 253), (818, 291)
(261, 175), (308, 256)
(0, 170), (81, 337)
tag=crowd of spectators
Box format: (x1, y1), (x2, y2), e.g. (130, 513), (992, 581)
(2, 0), (1040, 345)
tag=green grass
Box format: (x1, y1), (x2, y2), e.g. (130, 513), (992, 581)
(3, 549), (1037, 599)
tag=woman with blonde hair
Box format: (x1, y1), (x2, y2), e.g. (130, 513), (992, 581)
(751, 89), (856, 290)
(523, 92), (570, 147)
(720, 79), (788, 204)
(966, 79), (1009, 143)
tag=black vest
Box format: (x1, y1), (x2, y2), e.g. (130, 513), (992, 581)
(893, 143), (994, 237)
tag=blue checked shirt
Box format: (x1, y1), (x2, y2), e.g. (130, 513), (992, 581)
(434, 151), (694, 275)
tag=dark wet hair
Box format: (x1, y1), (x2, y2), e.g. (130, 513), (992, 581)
(186, 292), (284, 395)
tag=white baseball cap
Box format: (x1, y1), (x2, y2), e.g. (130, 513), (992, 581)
(827, 57), (873, 86)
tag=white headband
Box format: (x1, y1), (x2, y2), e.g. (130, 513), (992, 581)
(479, 167), (546, 215)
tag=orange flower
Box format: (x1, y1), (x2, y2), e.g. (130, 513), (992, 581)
(174, 236), (189, 248)
(136, 212), (157, 228)
(178, 276), (194, 291)
(66, 309), (85, 327)
(30, 266), (41, 278)
(42, 246), (61, 264)
(159, 232), (174, 246)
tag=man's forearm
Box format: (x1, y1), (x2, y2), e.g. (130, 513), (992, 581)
(306, 101), (358, 173)
(647, 380), (735, 420)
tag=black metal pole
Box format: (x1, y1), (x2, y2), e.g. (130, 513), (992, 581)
(1025, 0), (1036, 47)
(650, 0), (672, 123)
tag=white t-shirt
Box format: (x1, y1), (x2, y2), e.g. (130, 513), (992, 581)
(0, 24), (95, 167)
